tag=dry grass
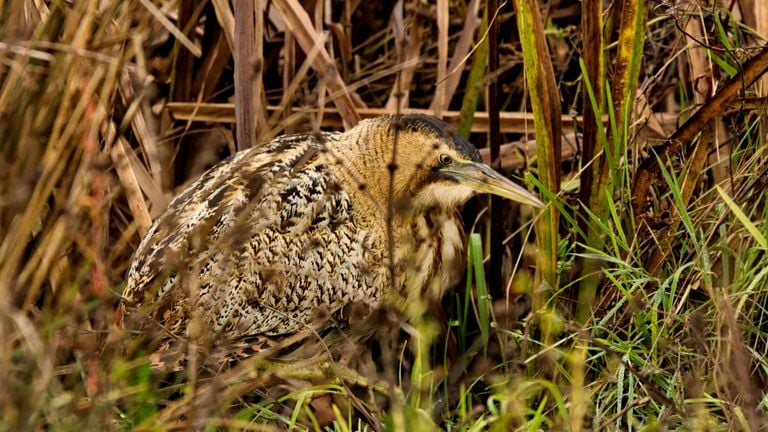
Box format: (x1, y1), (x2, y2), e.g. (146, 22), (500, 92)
(1, 0), (768, 430)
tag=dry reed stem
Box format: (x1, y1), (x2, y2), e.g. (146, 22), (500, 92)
(754, 1), (768, 93)
(432, 0), (449, 116)
(478, 133), (580, 169)
(385, 4), (424, 111)
(429, 0), (481, 112)
(268, 33), (327, 133)
(111, 137), (154, 236)
(253, 0), (267, 140)
(167, 102), (673, 135)
(211, 0), (235, 52)
(234, 0), (259, 150)
(138, 0), (201, 57)
(119, 72), (165, 191)
(272, 0), (360, 127)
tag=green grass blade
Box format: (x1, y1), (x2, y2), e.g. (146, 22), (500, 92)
(716, 185), (768, 248)
(457, 10), (489, 139)
(469, 233), (490, 354)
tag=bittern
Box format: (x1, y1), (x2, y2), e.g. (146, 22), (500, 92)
(121, 114), (542, 362)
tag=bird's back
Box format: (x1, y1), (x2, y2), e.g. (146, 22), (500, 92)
(122, 132), (388, 340)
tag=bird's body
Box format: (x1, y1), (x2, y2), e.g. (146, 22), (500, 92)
(121, 115), (542, 355)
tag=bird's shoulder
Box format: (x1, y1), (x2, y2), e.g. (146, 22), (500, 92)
(122, 131), (345, 305)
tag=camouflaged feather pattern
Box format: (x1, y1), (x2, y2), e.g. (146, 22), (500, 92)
(122, 132), (387, 337)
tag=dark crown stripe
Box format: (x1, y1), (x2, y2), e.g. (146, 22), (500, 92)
(394, 114), (481, 163)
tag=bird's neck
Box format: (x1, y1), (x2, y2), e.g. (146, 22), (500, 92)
(393, 207), (465, 300)
(324, 127), (466, 302)
(326, 125), (418, 225)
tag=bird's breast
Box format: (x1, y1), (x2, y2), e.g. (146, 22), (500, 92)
(394, 209), (466, 302)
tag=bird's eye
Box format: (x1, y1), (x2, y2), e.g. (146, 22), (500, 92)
(438, 154), (453, 166)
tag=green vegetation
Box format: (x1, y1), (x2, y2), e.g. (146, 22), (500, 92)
(1, 0), (767, 430)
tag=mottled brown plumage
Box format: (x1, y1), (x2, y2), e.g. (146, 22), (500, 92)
(120, 115), (542, 365)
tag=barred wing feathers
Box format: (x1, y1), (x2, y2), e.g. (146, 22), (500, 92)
(121, 132), (386, 339)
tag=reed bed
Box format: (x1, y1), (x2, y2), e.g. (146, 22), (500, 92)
(1, 0), (767, 429)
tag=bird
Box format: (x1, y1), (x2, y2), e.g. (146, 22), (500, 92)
(120, 114), (543, 366)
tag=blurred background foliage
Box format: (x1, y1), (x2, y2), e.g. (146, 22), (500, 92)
(1, 0), (768, 430)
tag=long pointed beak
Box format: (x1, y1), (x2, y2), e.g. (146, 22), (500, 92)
(440, 160), (545, 208)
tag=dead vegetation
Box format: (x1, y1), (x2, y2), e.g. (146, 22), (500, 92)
(1, 0), (768, 430)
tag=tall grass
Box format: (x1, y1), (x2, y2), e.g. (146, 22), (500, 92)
(1, 1), (768, 430)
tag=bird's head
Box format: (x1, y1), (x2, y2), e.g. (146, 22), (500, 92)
(338, 115), (544, 213)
